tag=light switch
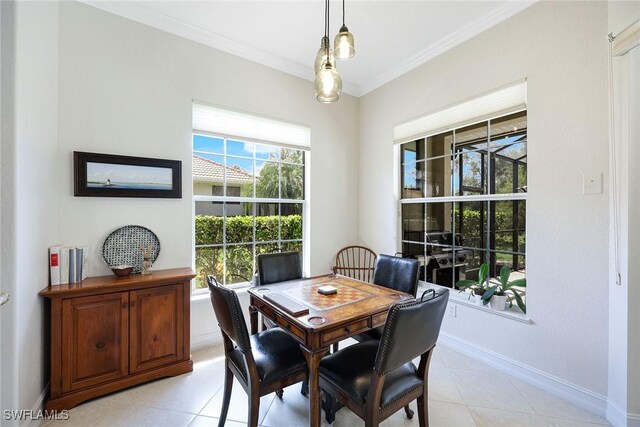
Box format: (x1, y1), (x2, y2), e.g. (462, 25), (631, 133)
(583, 173), (602, 195)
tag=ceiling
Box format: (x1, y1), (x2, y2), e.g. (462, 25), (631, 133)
(82, 1), (535, 97)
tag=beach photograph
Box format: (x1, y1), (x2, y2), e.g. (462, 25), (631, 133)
(87, 161), (173, 190)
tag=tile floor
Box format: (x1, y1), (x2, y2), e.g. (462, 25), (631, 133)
(44, 341), (610, 427)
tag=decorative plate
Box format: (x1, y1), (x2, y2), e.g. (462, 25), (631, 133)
(102, 225), (160, 273)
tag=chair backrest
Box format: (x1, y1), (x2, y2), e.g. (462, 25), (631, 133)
(256, 251), (302, 286)
(373, 254), (420, 297)
(374, 289), (449, 375)
(207, 275), (251, 353)
(333, 246), (377, 283)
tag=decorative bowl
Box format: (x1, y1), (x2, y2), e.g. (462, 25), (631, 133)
(111, 265), (134, 277)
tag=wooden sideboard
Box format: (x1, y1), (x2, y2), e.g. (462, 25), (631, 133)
(39, 267), (195, 410)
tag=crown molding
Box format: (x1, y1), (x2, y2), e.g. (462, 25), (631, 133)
(79, 1), (535, 99)
(78, 0), (360, 97)
(354, 1), (537, 97)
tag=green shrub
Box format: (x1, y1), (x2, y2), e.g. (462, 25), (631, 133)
(194, 214), (303, 288)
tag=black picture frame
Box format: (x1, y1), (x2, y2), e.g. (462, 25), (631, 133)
(74, 151), (182, 198)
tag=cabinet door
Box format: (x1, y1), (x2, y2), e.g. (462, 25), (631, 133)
(129, 284), (184, 373)
(62, 293), (129, 392)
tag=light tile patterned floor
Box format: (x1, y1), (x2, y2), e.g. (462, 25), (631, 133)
(44, 342), (610, 427)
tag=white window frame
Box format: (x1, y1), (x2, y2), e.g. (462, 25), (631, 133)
(192, 130), (308, 294)
(397, 110), (527, 290)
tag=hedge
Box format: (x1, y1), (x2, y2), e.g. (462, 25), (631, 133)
(194, 214), (302, 288)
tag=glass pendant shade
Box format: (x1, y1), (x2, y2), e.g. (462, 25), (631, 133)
(334, 25), (355, 59)
(314, 36), (334, 74)
(314, 62), (342, 103)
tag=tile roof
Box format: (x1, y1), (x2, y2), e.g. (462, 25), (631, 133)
(193, 155), (253, 184)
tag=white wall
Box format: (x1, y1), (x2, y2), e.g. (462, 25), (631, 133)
(608, 2), (640, 424)
(359, 0), (610, 402)
(57, 2), (359, 349)
(0, 0), (17, 418)
(0, 0), (60, 419)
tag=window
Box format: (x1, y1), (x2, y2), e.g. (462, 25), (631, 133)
(399, 110), (526, 298)
(193, 134), (305, 290)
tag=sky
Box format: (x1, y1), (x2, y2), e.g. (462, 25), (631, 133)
(193, 134), (294, 175)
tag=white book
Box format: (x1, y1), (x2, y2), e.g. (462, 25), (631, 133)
(78, 245), (89, 281)
(59, 247), (72, 285)
(49, 246), (62, 286)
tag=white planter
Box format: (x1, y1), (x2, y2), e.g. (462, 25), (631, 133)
(473, 294), (484, 306)
(490, 295), (508, 311)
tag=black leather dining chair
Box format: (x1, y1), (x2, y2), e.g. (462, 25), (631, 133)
(320, 289), (449, 426)
(256, 251), (303, 286)
(207, 276), (308, 427)
(352, 254), (420, 343)
(255, 251), (303, 330)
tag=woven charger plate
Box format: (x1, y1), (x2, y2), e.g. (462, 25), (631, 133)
(102, 225), (160, 273)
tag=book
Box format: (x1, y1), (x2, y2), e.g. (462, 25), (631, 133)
(59, 247), (72, 285)
(69, 248), (78, 283)
(49, 245), (89, 284)
(49, 246), (62, 286)
(78, 245), (89, 281)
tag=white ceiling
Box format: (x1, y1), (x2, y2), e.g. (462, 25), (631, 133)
(82, 1), (535, 97)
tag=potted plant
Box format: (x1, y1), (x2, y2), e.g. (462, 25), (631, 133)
(482, 265), (526, 313)
(456, 263), (489, 306)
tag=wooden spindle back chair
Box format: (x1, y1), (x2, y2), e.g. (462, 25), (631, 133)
(332, 246), (377, 283)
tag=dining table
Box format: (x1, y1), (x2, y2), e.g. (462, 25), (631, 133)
(247, 274), (413, 427)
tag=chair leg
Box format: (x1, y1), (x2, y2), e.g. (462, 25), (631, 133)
(300, 378), (309, 397)
(322, 391), (341, 424)
(332, 342), (339, 353)
(218, 366), (233, 427)
(417, 396), (429, 427)
(404, 404), (415, 419)
(276, 389), (284, 399)
(248, 389), (260, 427)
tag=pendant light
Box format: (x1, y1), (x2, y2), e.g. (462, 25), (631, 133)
(334, 0), (355, 59)
(315, 61), (342, 103)
(314, 36), (334, 74)
(315, 0), (341, 102)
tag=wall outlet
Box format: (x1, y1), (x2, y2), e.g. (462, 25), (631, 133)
(448, 304), (457, 318)
(583, 173), (602, 195)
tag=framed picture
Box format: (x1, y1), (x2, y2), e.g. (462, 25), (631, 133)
(74, 151), (182, 198)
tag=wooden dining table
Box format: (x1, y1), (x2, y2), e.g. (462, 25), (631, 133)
(248, 274), (413, 427)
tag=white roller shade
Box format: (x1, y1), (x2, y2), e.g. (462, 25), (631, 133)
(612, 18), (640, 57)
(393, 80), (527, 143)
(193, 103), (311, 149)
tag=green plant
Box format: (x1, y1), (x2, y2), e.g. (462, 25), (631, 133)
(483, 265), (527, 313)
(456, 263), (490, 297)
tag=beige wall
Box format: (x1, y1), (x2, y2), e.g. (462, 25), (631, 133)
(358, 0), (609, 400)
(57, 2), (359, 280)
(1, 0), (60, 416)
(607, 1), (640, 423)
(55, 0), (360, 374)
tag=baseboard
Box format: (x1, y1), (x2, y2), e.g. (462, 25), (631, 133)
(22, 383), (49, 427)
(438, 333), (608, 417)
(606, 401), (640, 427)
(190, 330), (222, 351)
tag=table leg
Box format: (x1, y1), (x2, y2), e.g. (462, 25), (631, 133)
(249, 305), (258, 335)
(301, 346), (323, 427)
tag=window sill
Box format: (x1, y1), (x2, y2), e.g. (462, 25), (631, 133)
(417, 282), (531, 324)
(191, 283), (252, 303)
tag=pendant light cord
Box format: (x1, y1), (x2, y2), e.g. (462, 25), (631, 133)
(342, 0), (345, 27)
(325, 0), (329, 38)
(607, 33), (622, 287)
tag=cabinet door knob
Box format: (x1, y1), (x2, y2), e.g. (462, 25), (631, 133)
(96, 341), (106, 349)
(122, 302), (128, 308)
